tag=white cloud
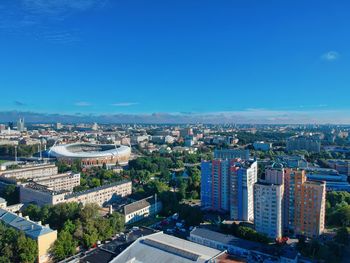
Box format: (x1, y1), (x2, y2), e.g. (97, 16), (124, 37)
(111, 102), (139, 107)
(75, 101), (91, 107)
(321, 51), (340, 61)
(22, 0), (106, 15)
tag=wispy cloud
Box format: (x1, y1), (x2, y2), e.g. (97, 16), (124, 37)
(22, 0), (107, 15)
(321, 51), (340, 61)
(111, 102), (139, 107)
(0, 0), (107, 44)
(75, 101), (91, 107)
(14, 101), (26, 106)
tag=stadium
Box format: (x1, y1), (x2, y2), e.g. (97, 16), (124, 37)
(48, 143), (131, 166)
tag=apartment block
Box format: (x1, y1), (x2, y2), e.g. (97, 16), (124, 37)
(201, 158), (257, 222)
(33, 172), (80, 192)
(294, 181), (326, 238)
(20, 180), (132, 207)
(0, 164), (58, 180)
(254, 182), (284, 239)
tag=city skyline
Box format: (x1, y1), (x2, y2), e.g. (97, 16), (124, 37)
(1, 1), (350, 123)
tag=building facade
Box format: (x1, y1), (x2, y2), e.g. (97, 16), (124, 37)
(33, 172), (80, 192)
(254, 182), (284, 239)
(230, 160), (257, 222)
(200, 158), (257, 222)
(123, 195), (162, 224)
(213, 149), (250, 160)
(286, 136), (321, 153)
(0, 164), (58, 180)
(20, 180), (132, 207)
(294, 181), (326, 238)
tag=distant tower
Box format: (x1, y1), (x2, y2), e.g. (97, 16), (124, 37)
(92, 122), (99, 131)
(17, 118), (25, 132)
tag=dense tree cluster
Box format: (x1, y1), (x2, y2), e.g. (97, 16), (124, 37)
(0, 222), (38, 263)
(220, 222), (271, 244)
(0, 184), (19, 205)
(0, 145), (39, 158)
(297, 229), (349, 263)
(22, 203), (124, 261)
(326, 191), (350, 227)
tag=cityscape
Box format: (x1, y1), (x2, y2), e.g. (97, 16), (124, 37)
(1, 1), (350, 263)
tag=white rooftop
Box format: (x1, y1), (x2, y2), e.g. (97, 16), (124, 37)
(111, 232), (222, 263)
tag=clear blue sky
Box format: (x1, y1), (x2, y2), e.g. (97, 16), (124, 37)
(0, 0), (349, 122)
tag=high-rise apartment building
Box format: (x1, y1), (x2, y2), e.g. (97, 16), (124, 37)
(213, 149), (250, 160)
(283, 168), (306, 232)
(201, 158), (257, 221)
(286, 135), (321, 153)
(294, 180), (326, 238)
(230, 160), (257, 222)
(254, 164), (284, 239)
(17, 118), (25, 132)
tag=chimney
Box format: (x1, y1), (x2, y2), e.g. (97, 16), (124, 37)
(37, 221), (42, 225)
(18, 212), (22, 217)
(25, 216), (29, 220)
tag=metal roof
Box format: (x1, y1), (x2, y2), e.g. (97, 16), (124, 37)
(111, 232), (222, 263)
(0, 208), (56, 239)
(49, 143), (130, 158)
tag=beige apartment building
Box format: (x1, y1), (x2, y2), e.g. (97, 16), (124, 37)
(33, 172), (80, 192)
(20, 180), (132, 206)
(0, 164), (58, 180)
(294, 180), (326, 238)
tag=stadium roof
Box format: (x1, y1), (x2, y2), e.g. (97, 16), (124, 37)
(48, 143), (130, 158)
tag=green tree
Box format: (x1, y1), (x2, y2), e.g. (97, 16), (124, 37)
(16, 233), (38, 263)
(0, 185), (19, 205)
(335, 227), (349, 245)
(51, 230), (77, 261)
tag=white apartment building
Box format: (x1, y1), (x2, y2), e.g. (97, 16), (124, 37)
(254, 182), (284, 239)
(230, 160), (257, 222)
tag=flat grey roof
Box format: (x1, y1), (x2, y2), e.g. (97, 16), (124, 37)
(190, 228), (298, 260)
(111, 232), (222, 263)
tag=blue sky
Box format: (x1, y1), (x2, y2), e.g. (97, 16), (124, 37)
(0, 0), (349, 123)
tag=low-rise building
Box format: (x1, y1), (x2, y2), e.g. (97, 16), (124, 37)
(110, 231), (224, 263)
(0, 208), (57, 263)
(189, 228), (298, 263)
(123, 195), (162, 224)
(253, 141), (272, 151)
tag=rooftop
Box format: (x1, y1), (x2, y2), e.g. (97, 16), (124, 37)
(111, 232), (222, 263)
(0, 208), (56, 239)
(123, 195), (157, 215)
(65, 180), (131, 199)
(190, 228), (298, 260)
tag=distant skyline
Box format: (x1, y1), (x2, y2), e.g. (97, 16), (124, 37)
(1, 1), (350, 123)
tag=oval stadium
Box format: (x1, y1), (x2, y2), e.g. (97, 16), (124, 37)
(48, 143), (131, 166)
